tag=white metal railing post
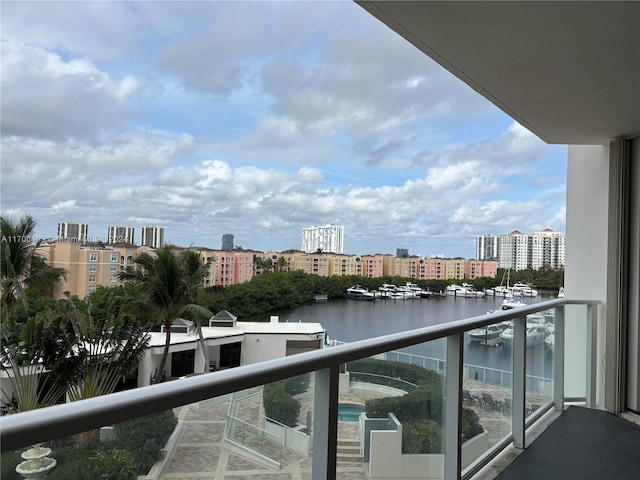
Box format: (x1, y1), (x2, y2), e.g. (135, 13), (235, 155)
(512, 315), (527, 449)
(553, 306), (565, 411)
(586, 304), (597, 407)
(444, 333), (463, 480)
(312, 366), (339, 480)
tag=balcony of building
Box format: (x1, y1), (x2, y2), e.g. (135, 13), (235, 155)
(2, 2), (639, 479)
(6, 298), (639, 480)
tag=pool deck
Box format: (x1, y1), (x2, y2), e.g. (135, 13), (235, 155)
(156, 379), (545, 480)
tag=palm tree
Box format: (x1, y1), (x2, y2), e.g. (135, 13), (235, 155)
(0, 312), (76, 413)
(61, 291), (150, 447)
(118, 246), (211, 384)
(180, 249), (213, 371)
(1, 214), (66, 319)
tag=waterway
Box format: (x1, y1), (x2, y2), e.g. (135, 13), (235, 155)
(273, 294), (556, 379)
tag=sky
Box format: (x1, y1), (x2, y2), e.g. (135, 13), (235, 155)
(0, 1), (567, 259)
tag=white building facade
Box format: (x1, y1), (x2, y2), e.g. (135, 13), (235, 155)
(57, 221), (89, 242)
(498, 229), (565, 270)
(301, 224), (344, 254)
(140, 225), (165, 249)
(107, 225), (135, 244)
(476, 234), (498, 260)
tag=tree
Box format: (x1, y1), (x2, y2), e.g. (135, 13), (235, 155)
(1, 214), (66, 319)
(55, 291), (150, 447)
(118, 246), (211, 384)
(180, 249), (213, 371)
(0, 312), (77, 413)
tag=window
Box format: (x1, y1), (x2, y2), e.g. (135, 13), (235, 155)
(110, 253), (117, 262)
(110, 265), (117, 272)
(89, 253), (98, 262)
(88, 286), (96, 294)
(110, 275), (117, 283)
(89, 274), (96, 283)
(89, 264), (97, 272)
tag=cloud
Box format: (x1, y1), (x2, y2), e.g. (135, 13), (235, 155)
(1, 42), (140, 140)
(0, 2), (567, 258)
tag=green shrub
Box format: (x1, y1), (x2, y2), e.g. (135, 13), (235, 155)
(284, 374), (310, 396)
(47, 448), (94, 480)
(402, 420), (443, 454)
(461, 407), (484, 443)
(357, 357), (483, 453)
(347, 358), (441, 385)
(112, 409), (178, 474)
(88, 448), (137, 479)
(263, 382), (301, 427)
(1, 452), (23, 480)
(365, 385), (442, 424)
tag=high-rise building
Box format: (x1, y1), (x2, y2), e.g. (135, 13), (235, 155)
(301, 224), (344, 254)
(140, 226), (165, 249)
(57, 221), (88, 242)
(531, 229), (566, 269)
(222, 234), (234, 251)
(498, 229), (565, 270)
(107, 225), (135, 244)
(396, 248), (409, 257)
(476, 234), (498, 260)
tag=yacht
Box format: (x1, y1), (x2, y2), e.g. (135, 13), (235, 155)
(511, 282), (539, 297)
(446, 284), (485, 297)
(345, 285), (376, 301)
(467, 323), (509, 342)
(501, 297), (527, 310)
(500, 324), (550, 347)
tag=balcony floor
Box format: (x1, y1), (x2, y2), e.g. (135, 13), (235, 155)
(492, 405), (640, 480)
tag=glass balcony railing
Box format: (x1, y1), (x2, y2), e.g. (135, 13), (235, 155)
(0, 298), (599, 480)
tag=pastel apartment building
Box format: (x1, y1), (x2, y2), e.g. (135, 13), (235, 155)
(38, 241), (140, 299)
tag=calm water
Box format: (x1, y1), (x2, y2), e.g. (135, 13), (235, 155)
(274, 294), (555, 378)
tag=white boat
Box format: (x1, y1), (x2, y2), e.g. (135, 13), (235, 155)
(345, 285), (376, 301)
(511, 282), (539, 297)
(378, 283), (398, 293)
(403, 282), (426, 298)
(500, 324), (550, 347)
(468, 323), (508, 342)
(462, 283), (485, 297)
(446, 284), (484, 298)
(500, 298), (527, 310)
(488, 269), (512, 297)
(388, 291), (409, 300)
(395, 285), (419, 299)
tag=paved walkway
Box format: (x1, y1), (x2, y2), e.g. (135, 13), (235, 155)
(158, 381), (546, 480)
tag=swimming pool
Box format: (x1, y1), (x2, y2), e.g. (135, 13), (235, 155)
(337, 403), (365, 422)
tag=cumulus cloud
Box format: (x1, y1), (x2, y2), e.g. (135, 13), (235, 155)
(0, 2), (566, 257)
(1, 42), (139, 140)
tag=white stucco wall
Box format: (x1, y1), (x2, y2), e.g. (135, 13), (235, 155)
(565, 145), (610, 403)
(367, 422), (488, 478)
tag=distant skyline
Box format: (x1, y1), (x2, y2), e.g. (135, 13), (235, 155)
(1, 2), (566, 259)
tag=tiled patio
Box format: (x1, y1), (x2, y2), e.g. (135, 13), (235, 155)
(158, 379), (544, 480)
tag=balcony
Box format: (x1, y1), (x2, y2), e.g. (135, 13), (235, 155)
(5, 298), (631, 480)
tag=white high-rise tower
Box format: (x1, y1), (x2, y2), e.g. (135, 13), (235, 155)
(301, 224), (344, 254)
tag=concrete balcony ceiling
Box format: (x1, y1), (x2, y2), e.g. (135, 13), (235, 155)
(357, 1), (640, 145)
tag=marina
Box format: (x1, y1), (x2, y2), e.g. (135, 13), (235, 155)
(275, 293), (555, 380)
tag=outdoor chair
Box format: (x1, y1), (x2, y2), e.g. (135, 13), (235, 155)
(462, 389), (475, 405)
(481, 393), (503, 411)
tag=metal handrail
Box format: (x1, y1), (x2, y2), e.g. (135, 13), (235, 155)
(0, 298), (597, 452)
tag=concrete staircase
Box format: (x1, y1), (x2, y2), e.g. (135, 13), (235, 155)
(336, 439), (363, 462)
